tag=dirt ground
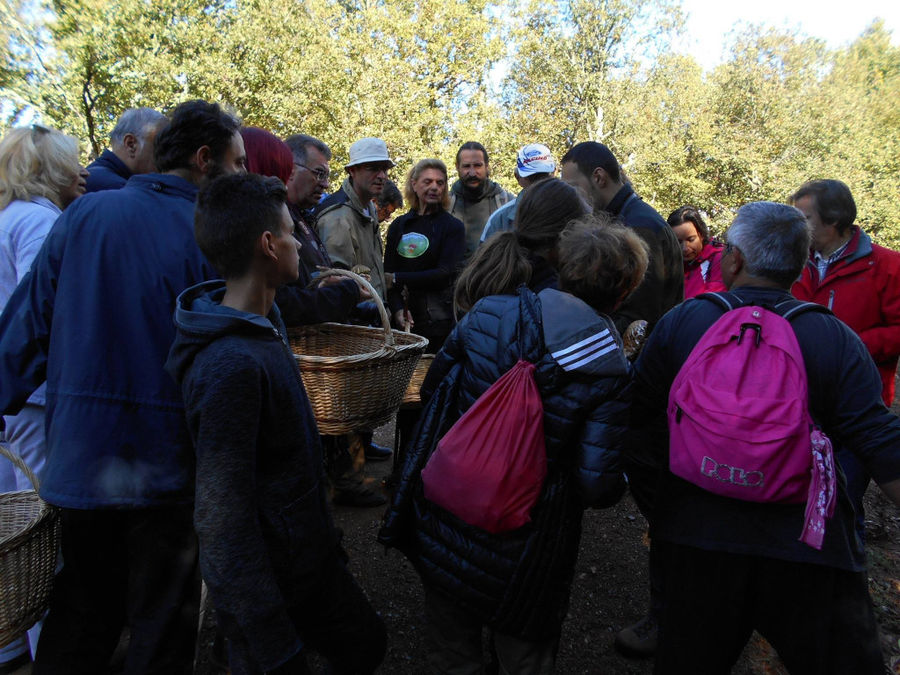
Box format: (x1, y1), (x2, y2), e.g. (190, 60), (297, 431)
(12, 377), (893, 675)
(196, 414), (900, 675)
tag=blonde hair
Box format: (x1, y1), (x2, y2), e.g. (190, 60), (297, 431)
(404, 158), (450, 212)
(0, 126), (82, 210)
(557, 214), (649, 314)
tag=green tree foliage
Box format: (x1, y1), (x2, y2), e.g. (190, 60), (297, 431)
(1, 1), (898, 244)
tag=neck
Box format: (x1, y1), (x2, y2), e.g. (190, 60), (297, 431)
(729, 276), (785, 291)
(818, 230), (852, 258)
(165, 168), (202, 186)
(221, 277), (276, 318)
(419, 203), (438, 215)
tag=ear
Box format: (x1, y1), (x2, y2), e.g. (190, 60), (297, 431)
(260, 230), (278, 262)
(122, 133), (140, 157)
(591, 166), (608, 189)
(193, 145), (213, 174)
(726, 247), (745, 277)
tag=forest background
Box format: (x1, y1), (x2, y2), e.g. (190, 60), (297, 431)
(2, 0), (898, 243)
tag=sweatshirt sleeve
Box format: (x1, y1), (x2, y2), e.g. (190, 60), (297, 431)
(185, 349), (302, 671)
(0, 214), (67, 419)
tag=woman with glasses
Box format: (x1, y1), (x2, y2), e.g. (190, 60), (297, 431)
(0, 123), (88, 668)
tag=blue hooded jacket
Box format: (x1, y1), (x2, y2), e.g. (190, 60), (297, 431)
(166, 281), (336, 671)
(0, 173), (216, 507)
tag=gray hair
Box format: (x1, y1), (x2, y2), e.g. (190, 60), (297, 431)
(109, 108), (167, 146)
(726, 201), (809, 288)
(284, 134), (332, 164)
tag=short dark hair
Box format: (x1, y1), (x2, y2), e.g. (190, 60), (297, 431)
(154, 100), (241, 173)
(455, 141), (489, 166)
(284, 134), (332, 164)
(561, 142), (621, 183)
(195, 173), (287, 279)
(790, 179), (857, 235)
(377, 179), (404, 209)
(667, 205), (710, 244)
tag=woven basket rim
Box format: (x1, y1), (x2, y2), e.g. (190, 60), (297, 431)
(0, 492), (56, 554)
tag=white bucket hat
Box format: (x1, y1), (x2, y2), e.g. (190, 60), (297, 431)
(345, 137), (396, 168)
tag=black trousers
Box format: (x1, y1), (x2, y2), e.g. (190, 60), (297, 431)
(226, 556), (386, 674)
(33, 505), (200, 675)
(654, 541), (884, 675)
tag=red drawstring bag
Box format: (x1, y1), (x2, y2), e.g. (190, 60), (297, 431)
(421, 359), (547, 534)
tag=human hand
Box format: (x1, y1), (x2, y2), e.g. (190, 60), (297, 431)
(393, 309), (414, 331)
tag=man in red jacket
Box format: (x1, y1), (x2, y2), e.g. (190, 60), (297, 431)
(790, 179), (900, 407)
(791, 178), (900, 539)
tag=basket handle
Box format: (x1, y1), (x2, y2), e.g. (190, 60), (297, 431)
(308, 268), (394, 347)
(0, 442), (40, 491)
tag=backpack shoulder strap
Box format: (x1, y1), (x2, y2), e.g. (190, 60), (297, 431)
(773, 299), (832, 322)
(693, 291), (742, 313)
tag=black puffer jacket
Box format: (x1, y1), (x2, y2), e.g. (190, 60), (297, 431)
(379, 287), (630, 640)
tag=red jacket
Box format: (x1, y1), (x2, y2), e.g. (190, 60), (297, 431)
(683, 242), (726, 299)
(792, 227), (900, 406)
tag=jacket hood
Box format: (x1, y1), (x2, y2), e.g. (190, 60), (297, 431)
(165, 280), (286, 385)
(538, 288), (629, 377)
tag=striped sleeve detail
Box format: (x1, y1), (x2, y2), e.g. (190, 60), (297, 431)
(550, 329), (617, 371)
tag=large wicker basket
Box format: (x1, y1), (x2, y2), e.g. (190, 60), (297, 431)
(0, 444), (60, 648)
(401, 354), (435, 407)
(289, 269), (429, 434)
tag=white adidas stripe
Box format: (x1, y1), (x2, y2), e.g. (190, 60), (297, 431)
(551, 330), (617, 370)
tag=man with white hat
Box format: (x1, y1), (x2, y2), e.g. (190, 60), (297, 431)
(479, 143), (556, 244)
(315, 137), (395, 300)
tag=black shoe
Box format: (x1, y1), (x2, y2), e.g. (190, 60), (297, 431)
(614, 614), (658, 657)
(365, 441), (393, 461)
(333, 484), (387, 507)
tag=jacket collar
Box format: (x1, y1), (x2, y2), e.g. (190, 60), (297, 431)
(605, 183), (635, 216)
(340, 177), (376, 219)
(127, 173), (200, 201)
(94, 149), (132, 181)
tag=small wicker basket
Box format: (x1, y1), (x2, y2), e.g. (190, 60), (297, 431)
(0, 444), (60, 648)
(289, 269), (429, 434)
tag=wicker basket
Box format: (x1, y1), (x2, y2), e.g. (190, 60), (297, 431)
(0, 444), (60, 649)
(401, 354), (435, 407)
(289, 269), (429, 434)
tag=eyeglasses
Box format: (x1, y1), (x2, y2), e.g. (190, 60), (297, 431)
(294, 163), (330, 183)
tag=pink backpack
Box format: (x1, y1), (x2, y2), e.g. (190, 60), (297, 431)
(667, 293), (837, 549)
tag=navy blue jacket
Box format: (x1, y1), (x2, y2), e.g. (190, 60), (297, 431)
(628, 287), (900, 571)
(166, 281), (337, 671)
(0, 173), (216, 507)
(380, 287), (630, 639)
(85, 149), (131, 192)
(605, 184), (684, 334)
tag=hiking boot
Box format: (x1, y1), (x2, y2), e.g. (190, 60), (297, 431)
(614, 614), (658, 657)
(333, 482), (387, 507)
(365, 441), (393, 461)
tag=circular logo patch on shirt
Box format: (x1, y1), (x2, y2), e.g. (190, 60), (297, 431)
(398, 232), (430, 258)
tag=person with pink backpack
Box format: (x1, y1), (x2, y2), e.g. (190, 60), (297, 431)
(627, 201), (900, 674)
